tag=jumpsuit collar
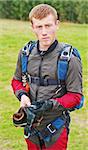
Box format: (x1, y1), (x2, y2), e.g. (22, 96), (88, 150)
(37, 40), (58, 56)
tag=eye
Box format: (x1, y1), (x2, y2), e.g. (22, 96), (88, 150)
(37, 25), (42, 29)
(45, 24), (51, 28)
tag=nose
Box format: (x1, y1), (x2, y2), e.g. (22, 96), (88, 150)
(41, 26), (47, 36)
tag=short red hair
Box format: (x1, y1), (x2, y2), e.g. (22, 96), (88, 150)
(29, 4), (58, 23)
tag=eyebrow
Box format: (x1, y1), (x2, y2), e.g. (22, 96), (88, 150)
(36, 23), (52, 27)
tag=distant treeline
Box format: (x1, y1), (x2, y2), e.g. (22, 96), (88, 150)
(0, 0), (88, 23)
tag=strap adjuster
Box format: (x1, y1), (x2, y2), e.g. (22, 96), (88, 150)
(28, 74), (31, 83)
(41, 78), (48, 86)
(47, 123), (56, 134)
(60, 45), (73, 61)
(34, 77), (40, 85)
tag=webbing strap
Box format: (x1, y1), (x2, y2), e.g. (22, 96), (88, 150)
(40, 117), (65, 142)
(28, 75), (59, 86)
(21, 41), (36, 73)
(58, 60), (68, 80)
(57, 45), (81, 81)
(57, 45), (73, 81)
(21, 56), (28, 73)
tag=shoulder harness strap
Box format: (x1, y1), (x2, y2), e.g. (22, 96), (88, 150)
(57, 44), (73, 81)
(57, 43), (82, 81)
(57, 44), (84, 109)
(21, 41), (36, 86)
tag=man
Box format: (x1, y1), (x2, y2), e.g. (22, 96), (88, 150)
(11, 4), (83, 150)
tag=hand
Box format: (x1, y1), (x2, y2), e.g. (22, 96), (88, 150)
(50, 99), (65, 111)
(30, 100), (53, 119)
(20, 94), (31, 107)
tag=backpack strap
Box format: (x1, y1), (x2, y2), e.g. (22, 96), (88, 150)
(21, 41), (36, 86)
(57, 44), (73, 81)
(57, 44), (84, 109)
(57, 43), (82, 82)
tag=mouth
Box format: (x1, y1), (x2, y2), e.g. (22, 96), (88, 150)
(42, 37), (50, 40)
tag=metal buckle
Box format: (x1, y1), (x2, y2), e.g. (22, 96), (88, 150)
(60, 46), (73, 61)
(47, 123), (56, 134)
(43, 78), (48, 86)
(22, 45), (30, 56)
(28, 74), (31, 83)
(34, 77), (40, 85)
(24, 132), (31, 139)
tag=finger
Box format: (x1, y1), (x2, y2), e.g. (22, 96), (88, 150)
(26, 102), (31, 107)
(20, 102), (25, 108)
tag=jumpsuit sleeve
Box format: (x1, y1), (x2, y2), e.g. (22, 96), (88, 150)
(11, 50), (29, 100)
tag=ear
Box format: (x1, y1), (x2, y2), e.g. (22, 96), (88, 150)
(56, 20), (60, 29)
(31, 23), (35, 32)
(56, 19), (60, 25)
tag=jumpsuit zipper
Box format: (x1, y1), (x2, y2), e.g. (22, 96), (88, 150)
(35, 55), (44, 101)
(35, 55), (44, 149)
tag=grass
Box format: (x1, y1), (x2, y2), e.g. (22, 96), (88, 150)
(0, 19), (88, 150)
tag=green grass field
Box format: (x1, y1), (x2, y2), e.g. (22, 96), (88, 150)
(0, 19), (88, 150)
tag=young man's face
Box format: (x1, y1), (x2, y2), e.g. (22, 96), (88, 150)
(32, 14), (59, 49)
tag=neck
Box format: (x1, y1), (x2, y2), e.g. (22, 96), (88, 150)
(39, 39), (56, 51)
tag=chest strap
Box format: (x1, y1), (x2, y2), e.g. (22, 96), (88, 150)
(28, 75), (60, 86)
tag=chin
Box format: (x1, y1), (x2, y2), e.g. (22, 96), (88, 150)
(42, 40), (52, 46)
